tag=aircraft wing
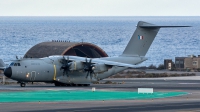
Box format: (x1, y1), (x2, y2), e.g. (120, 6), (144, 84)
(91, 59), (136, 68)
(67, 56), (136, 68)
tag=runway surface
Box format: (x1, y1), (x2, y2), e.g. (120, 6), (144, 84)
(0, 77), (200, 112)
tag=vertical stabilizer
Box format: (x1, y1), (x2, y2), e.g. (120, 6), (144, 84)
(122, 21), (159, 56)
(122, 21), (190, 57)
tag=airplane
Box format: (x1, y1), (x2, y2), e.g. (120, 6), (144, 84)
(1, 21), (190, 87)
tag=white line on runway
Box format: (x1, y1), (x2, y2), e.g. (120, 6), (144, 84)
(179, 83), (200, 84)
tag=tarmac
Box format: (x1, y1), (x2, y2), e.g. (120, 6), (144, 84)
(0, 76), (200, 112)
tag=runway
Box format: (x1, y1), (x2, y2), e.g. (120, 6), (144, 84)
(0, 77), (200, 112)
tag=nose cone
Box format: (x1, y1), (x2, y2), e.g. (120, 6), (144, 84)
(4, 67), (12, 78)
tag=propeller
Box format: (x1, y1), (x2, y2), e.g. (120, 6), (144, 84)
(60, 56), (72, 76)
(14, 55), (22, 61)
(16, 56), (18, 60)
(84, 58), (95, 79)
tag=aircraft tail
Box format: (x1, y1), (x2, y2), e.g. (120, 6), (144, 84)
(122, 21), (190, 57)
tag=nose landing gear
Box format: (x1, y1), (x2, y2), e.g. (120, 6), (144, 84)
(20, 82), (26, 87)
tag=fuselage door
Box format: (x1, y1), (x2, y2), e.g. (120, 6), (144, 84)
(30, 71), (36, 81)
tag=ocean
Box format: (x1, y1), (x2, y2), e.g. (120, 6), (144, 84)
(0, 16), (200, 66)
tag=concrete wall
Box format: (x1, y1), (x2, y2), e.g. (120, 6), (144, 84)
(184, 57), (200, 69)
(164, 59), (172, 70)
(175, 57), (185, 69)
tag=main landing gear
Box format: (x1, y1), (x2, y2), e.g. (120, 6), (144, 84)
(54, 82), (90, 87)
(54, 82), (66, 86)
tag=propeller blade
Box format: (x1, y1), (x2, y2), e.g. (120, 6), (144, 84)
(65, 56), (68, 63)
(16, 56), (18, 60)
(85, 58), (88, 63)
(86, 71), (89, 79)
(84, 58), (96, 79)
(89, 58), (92, 64)
(60, 56), (72, 76)
(90, 71), (93, 79)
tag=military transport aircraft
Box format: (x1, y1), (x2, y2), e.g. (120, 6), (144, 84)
(1, 21), (190, 87)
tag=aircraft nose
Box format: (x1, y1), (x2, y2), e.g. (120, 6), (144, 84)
(4, 67), (12, 78)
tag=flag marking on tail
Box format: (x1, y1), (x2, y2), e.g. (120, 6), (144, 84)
(138, 35), (144, 40)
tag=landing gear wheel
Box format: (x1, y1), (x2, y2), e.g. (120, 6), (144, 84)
(61, 83), (66, 86)
(20, 83), (26, 87)
(71, 84), (76, 86)
(54, 82), (66, 86)
(77, 84), (82, 86)
(66, 84), (71, 86)
(83, 84), (90, 86)
(54, 82), (61, 86)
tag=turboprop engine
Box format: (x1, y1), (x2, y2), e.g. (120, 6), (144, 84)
(70, 61), (84, 71)
(70, 60), (109, 73)
(93, 63), (109, 73)
(62, 58), (111, 79)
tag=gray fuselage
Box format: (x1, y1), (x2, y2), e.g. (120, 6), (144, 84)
(5, 55), (144, 84)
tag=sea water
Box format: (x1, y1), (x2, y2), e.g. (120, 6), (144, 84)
(0, 16), (199, 66)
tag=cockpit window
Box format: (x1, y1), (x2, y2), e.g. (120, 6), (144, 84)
(9, 62), (14, 66)
(9, 62), (21, 66)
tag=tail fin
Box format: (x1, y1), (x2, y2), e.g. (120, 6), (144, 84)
(122, 21), (190, 57)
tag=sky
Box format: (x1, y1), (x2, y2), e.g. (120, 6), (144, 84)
(0, 0), (199, 16)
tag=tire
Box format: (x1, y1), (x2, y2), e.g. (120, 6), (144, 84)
(54, 82), (60, 86)
(20, 83), (26, 87)
(77, 84), (82, 86)
(71, 84), (76, 86)
(84, 84), (90, 86)
(54, 82), (67, 86)
(66, 84), (71, 86)
(61, 83), (66, 86)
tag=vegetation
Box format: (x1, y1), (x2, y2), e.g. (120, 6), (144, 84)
(109, 69), (196, 78)
(157, 64), (165, 70)
(148, 64), (157, 69)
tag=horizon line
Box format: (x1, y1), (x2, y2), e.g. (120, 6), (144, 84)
(0, 16), (199, 17)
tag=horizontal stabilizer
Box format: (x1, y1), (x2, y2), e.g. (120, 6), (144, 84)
(138, 21), (191, 28)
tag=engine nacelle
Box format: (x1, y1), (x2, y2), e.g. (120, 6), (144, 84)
(70, 61), (84, 71)
(93, 64), (109, 73)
